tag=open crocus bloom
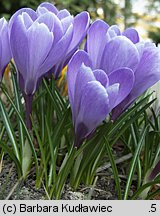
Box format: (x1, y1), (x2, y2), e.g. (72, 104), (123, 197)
(67, 51), (135, 147)
(85, 20), (160, 120)
(0, 18), (12, 80)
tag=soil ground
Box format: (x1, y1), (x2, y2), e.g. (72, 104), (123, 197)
(0, 152), (136, 200)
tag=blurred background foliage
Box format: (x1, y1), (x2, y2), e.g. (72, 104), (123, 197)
(0, 0), (160, 43)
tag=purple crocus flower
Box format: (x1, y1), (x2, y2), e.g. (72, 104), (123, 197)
(85, 20), (160, 120)
(9, 3), (89, 129)
(10, 2), (90, 78)
(10, 7), (73, 96)
(10, 10), (72, 129)
(0, 18), (12, 80)
(67, 50), (135, 147)
(68, 20), (160, 146)
(37, 2), (90, 79)
(112, 42), (160, 119)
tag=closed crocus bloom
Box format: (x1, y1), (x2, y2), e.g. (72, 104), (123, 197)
(0, 18), (12, 80)
(10, 8), (73, 95)
(37, 2), (90, 79)
(85, 20), (160, 120)
(10, 6), (73, 129)
(67, 51), (135, 147)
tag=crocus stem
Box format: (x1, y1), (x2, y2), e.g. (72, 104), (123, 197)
(74, 137), (81, 148)
(148, 160), (160, 181)
(24, 94), (33, 130)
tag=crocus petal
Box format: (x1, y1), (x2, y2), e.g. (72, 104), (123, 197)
(40, 24), (73, 75)
(67, 11), (90, 54)
(57, 9), (71, 19)
(93, 69), (109, 87)
(36, 12), (63, 43)
(86, 19), (109, 68)
(101, 36), (140, 74)
(37, 2), (58, 15)
(108, 68), (135, 107)
(37, 6), (89, 80)
(51, 14), (63, 44)
(107, 25), (121, 38)
(135, 42), (145, 58)
(35, 12), (55, 31)
(112, 44), (160, 120)
(73, 64), (95, 123)
(129, 43), (160, 105)
(107, 83), (120, 110)
(0, 36), (2, 69)
(10, 15), (28, 81)
(25, 22), (53, 94)
(61, 15), (74, 33)
(75, 81), (109, 144)
(36, 7), (49, 16)
(37, 4), (67, 44)
(0, 18), (5, 29)
(67, 50), (92, 110)
(21, 12), (33, 29)
(0, 18), (12, 78)
(123, 28), (140, 44)
(9, 8), (37, 33)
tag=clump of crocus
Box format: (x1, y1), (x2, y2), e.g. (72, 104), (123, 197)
(67, 51), (134, 147)
(9, 2), (90, 129)
(85, 20), (160, 120)
(0, 18), (12, 80)
(68, 20), (160, 147)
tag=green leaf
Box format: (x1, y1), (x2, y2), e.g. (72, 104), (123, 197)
(0, 98), (20, 162)
(11, 72), (24, 162)
(108, 94), (155, 140)
(31, 117), (47, 188)
(46, 117), (57, 186)
(0, 141), (22, 177)
(43, 79), (67, 120)
(1, 88), (39, 174)
(71, 137), (105, 189)
(109, 99), (156, 147)
(0, 106), (14, 140)
(131, 178), (160, 200)
(124, 125), (149, 200)
(130, 123), (142, 189)
(54, 147), (76, 199)
(146, 188), (160, 200)
(104, 136), (122, 200)
(52, 108), (71, 149)
(22, 139), (32, 178)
